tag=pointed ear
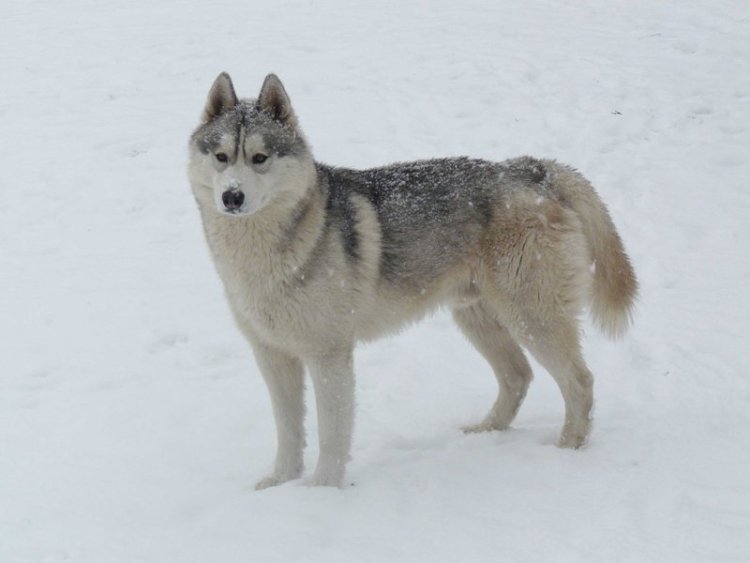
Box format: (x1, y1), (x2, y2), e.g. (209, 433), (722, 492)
(257, 73), (296, 126)
(201, 72), (238, 122)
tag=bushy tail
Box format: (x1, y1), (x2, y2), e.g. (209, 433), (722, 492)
(546, 161), (638, 339)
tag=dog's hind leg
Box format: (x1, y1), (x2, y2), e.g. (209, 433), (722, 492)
(513, 315), (594, 448)
(481, 194), (595, 448)
(453, 303), (533, 433)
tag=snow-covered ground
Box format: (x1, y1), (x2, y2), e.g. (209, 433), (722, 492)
(2, 1), (749, 561)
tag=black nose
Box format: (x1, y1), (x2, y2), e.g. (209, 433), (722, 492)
(222, 189), (245, 211)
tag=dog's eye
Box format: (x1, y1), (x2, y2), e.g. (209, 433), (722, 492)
(215, 153), (228, 163)
(252, 153), (268, 164)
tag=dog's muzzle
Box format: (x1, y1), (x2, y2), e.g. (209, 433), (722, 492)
(222, 189), (245, 212)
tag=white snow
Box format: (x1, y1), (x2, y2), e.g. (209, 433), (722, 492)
(2, 1), (750, 561)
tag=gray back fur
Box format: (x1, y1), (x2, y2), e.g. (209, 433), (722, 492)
(318, 156), (552, 287)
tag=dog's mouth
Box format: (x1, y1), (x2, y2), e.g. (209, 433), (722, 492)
(221, 208), (246, 216)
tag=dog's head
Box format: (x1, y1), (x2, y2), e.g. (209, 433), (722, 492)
(189, 73), (315, 216)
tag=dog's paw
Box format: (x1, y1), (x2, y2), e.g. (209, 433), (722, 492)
(461, 420), (508, 434)
(557, 433), (587, 449)
(254, 474), (297, 490)
(557, 420), (590, 449)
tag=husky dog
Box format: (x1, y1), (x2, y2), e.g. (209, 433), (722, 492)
(188, 73), (638, 489)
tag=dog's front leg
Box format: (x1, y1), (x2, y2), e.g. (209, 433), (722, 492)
(251, 341), (306, 490)
(308, 348), (355, 488)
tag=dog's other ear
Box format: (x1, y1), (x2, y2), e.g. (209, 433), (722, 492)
(258, 73), (296, 126)
(202, 72), (238, 122)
